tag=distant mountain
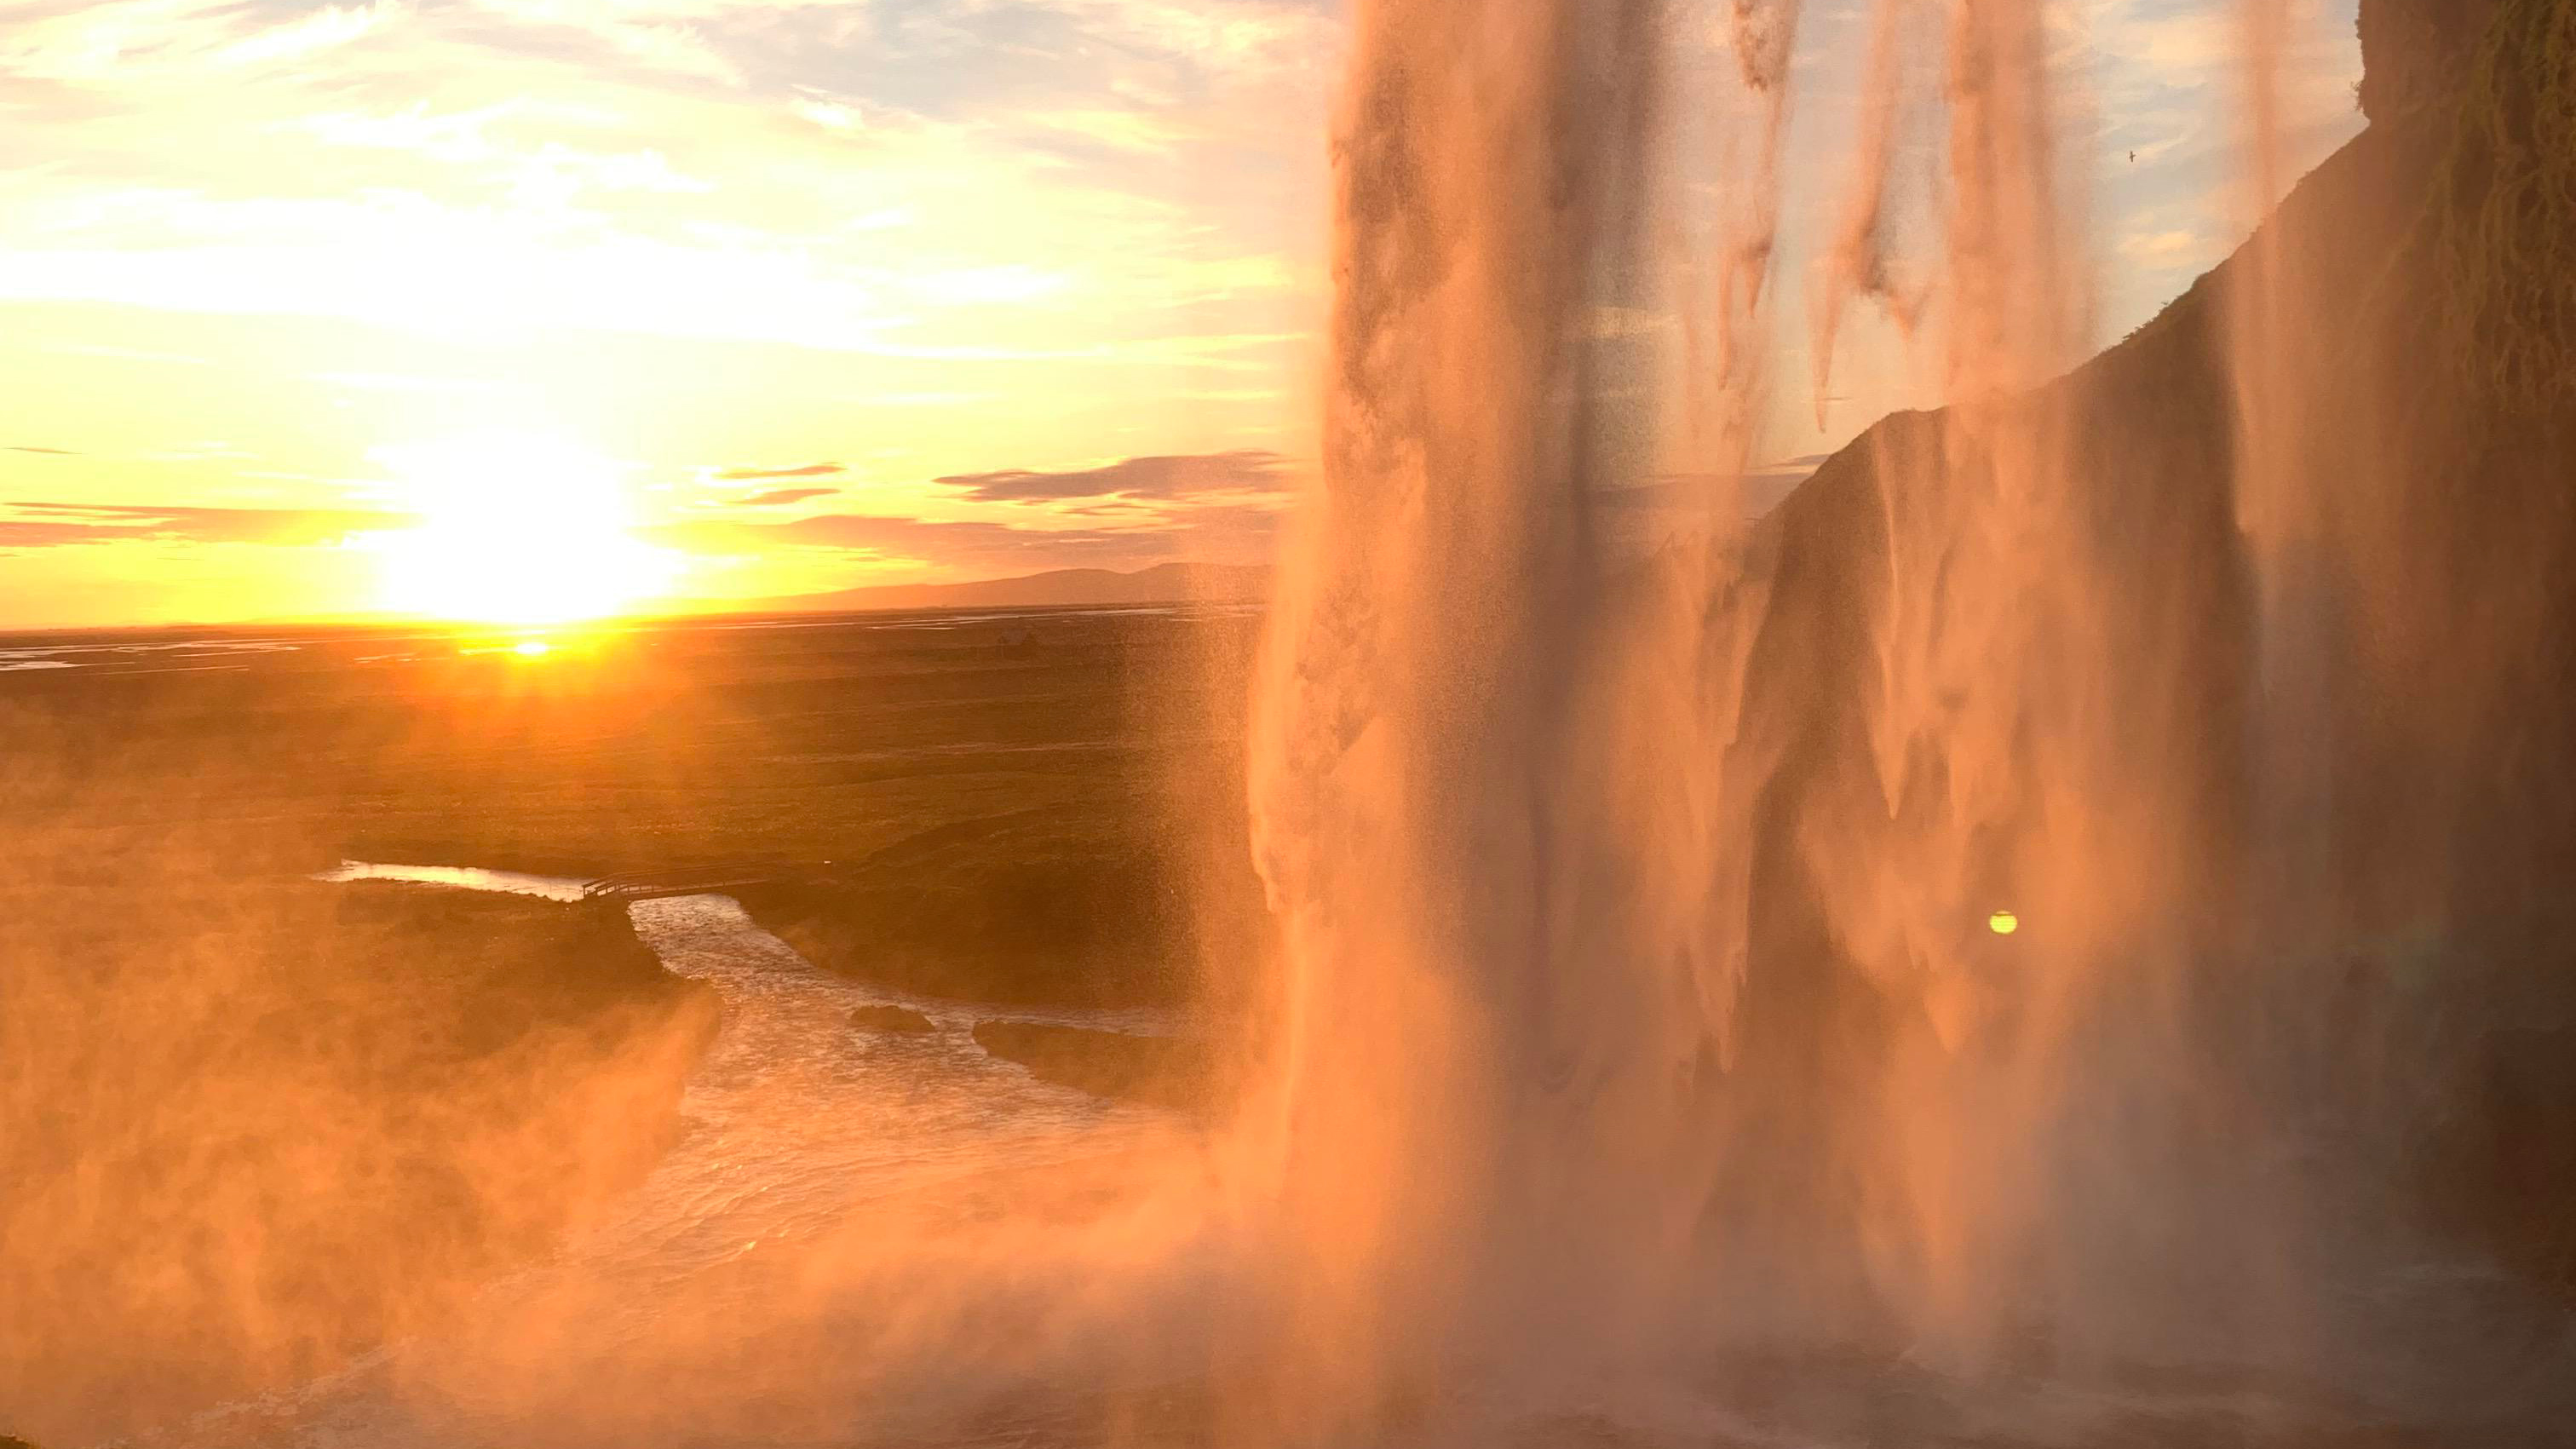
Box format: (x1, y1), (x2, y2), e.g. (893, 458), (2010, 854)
(745, 561), (1272, 616)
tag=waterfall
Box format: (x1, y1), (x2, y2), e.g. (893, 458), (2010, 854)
(1239, 1), (2508, 1427)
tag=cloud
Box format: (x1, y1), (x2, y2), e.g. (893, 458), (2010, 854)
(2118, 227), (2209, 267)
(6, 446), (79, 456)
(937, 449), (1284, 503)
(46, 343), (214, 367)
(292, 101), (715, 199)
(310, 370), (504, 395)
(716, 461), (844, 481)
(736, 486), (837, 507)
(659, 511), (1134, 567)
(1018, 107), (1198, 158)
(792, 95), (862, 134)
(218, 2), (396, 69)
(0, 500), (414, 549)
(647, 449), (1296, 582)
(466, 0), (745, 86)
(0, 520), (129, 548)
(660, 496), (1280, 573)
(773, 514), (1123, 556)
(0, 0), (401, 83)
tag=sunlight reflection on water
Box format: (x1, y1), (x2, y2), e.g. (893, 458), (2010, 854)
(311, 861), (592, 902)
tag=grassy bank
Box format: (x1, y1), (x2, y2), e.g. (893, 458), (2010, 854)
(969, 1021), (1225, 1114)
(0, 605), (1273, 1438)
(0, 607), (1274, 1010)
(734, 800), (1212, 1009)
(0, 860), (715, 1445)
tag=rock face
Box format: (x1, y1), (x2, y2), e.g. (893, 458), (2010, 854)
(1716, 1), (2576, 1302)
(2358, 0), (2496, 120)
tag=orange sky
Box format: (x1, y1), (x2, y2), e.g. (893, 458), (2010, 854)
(0, 0), (2361, 628)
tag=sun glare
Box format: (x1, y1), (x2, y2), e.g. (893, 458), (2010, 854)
(365, 431), (681, 624)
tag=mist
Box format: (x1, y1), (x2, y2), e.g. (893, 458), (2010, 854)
(1243, 0), (2576, 1435)
(8, 1), (2576, 1446)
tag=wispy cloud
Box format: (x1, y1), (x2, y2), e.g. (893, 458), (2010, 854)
(2118, 227), (2211, 267)
(736, 486), (837, 507)
(936, 449), (1284, 503)
(219, 2), (398, 69)
(716, 462), (843, 481)
(0, 0), (2378, 626)
(466, 0), (745, 85)
(0, 0), (1326, 359)
(662, 503), (1276, 575)
(44, 342), (214, 367)
(0, 499), (415, 548)
(652, 448), (1294, 575)
(0, 0), (405, 83)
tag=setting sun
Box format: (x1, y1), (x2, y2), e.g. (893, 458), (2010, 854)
(364, 432), (681, 624)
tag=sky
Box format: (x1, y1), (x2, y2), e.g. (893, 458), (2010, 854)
(0, 0), (2363, 629)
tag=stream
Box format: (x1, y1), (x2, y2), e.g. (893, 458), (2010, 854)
(162, 869), (1203, 1447)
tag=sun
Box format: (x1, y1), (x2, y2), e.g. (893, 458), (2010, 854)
(364, 430), (681, 624)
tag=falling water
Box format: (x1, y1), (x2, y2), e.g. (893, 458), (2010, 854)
(1244, 0), (1677, 1423)
(2230, 0), (2340, 952)
(1253, 0), (2104, 1378)
(1248, 0), (2575, 1439)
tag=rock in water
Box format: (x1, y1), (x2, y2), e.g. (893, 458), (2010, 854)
(969, 1021), (1216, 1112)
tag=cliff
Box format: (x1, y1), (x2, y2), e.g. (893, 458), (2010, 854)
(1721, 2), (2576, 1298)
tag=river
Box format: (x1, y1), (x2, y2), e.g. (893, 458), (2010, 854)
(161, 872), (1212, 1448)
(153, 870), (2567, 1448)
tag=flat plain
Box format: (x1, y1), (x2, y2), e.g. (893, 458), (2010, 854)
(0, 604), (1267, 1440)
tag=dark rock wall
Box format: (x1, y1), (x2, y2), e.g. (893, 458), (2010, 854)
(2359, 0), (2497, 120)
(1723, 6), (2576, 1299)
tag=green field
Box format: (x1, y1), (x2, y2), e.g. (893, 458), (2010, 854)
(0, 603), (1270, 1444)
(1, 606), (1274, 1008)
